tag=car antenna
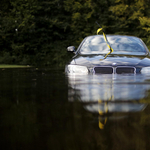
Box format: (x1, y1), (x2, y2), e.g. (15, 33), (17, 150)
(96, 21), (113, 59)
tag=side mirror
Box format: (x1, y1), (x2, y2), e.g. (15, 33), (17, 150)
(67, 46), (76, 53)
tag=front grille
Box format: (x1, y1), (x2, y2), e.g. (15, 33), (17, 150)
(93, 66), (135, 74)
(94, 67), (113, 74)
(116, 67), (135, 74)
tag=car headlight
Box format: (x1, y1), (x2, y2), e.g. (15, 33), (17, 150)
(66, 65), (88, 75)
(141, 67), (150, 74)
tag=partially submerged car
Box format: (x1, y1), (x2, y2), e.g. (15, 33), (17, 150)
(65, 35), (150, 75)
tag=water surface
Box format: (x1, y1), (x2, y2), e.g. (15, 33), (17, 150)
(1, 68), (150, 150)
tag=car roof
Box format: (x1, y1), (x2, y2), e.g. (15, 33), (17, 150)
(86, 34), (140, 39)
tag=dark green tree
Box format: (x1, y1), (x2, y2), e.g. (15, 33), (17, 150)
(0, 0), (150, 66)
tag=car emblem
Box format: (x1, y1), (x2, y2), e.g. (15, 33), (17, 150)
(112, 63), (117, 66)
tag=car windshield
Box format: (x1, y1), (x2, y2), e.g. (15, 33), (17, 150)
(80, 35), (147, 55)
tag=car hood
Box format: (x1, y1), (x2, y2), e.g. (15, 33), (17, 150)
(73, 55), (150, 67)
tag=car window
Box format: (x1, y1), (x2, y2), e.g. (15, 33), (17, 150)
(80, 35), (147, 55)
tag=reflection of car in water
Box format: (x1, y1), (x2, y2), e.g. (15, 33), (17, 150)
(67, 74), (150, 129)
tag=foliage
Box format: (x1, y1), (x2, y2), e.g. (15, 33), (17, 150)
(0, 0), (150, 67)
(109, 0), (150, 44)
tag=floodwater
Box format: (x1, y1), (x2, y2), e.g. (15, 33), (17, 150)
(1, 68), (150, 150)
